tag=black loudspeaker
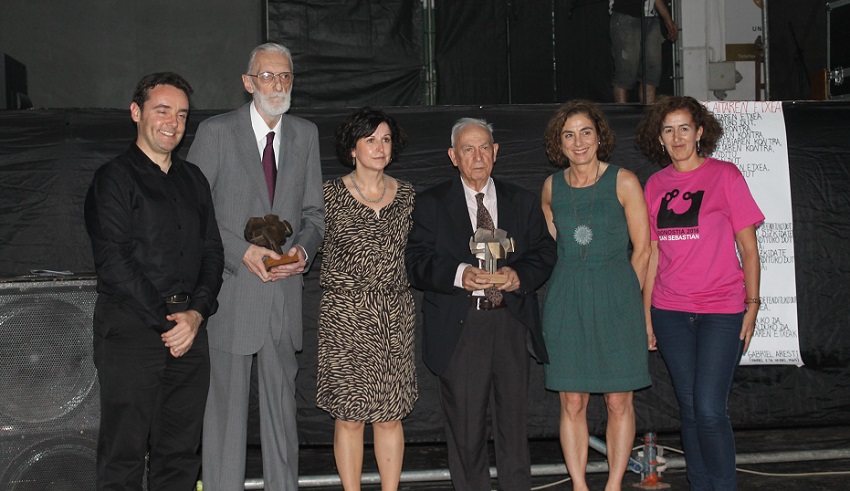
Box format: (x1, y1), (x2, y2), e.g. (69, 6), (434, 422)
(0, 53), (30, 110)
(0, 278), (99, 490)
(828, 0), (850, 99)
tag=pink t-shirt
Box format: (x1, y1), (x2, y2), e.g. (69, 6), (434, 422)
(644, 158), (764, 313)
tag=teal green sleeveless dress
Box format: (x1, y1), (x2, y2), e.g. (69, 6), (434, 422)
(542, 165), (650, 393)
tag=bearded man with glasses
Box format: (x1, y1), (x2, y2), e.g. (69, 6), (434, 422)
(187, 42), (325, 491)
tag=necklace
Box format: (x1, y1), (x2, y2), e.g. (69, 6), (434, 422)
(350, 173), (387, 203)
(566, 162), (601, 262)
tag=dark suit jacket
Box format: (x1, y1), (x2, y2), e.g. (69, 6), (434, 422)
(406, 177), (556, 376)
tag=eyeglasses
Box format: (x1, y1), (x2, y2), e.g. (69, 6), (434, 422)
(247, 72), (294, 85)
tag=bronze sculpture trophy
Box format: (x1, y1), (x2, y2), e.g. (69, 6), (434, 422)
(469, 227), (515, 284)
(244, 214), (298, 270)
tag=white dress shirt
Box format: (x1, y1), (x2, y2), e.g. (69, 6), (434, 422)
(249, 102), (282, 168)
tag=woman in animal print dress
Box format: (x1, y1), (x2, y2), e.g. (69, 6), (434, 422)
(317, 107), (417, 490)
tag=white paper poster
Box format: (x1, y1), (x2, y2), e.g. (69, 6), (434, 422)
(704, 100), (803, 366)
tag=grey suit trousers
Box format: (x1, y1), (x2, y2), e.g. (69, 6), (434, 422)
(202, 331), (299, 490)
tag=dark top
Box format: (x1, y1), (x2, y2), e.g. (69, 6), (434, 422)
(85, 143), (224, 332)
(612, 0), (646, 17)
(405, 177), (556, 375)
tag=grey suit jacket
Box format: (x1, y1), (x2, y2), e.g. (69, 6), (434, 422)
(187, 103), (325, 355)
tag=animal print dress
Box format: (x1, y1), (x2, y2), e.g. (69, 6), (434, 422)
(316, 177), (418, 422)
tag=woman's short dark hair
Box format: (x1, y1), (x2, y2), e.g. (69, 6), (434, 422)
(131, 72), (193, 109)
(335, 107), (408, 168)
(543, 99), (616, 167)
(635, 95), (723, 166)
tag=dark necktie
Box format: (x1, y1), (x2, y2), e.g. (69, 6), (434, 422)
(475, 192), (503, 304)
(263, 131), (277, 205)
(476, 192), (495, 232)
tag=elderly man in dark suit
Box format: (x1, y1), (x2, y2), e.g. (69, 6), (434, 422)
(186, 43), (324, 490)
(406, 118), (556, 490)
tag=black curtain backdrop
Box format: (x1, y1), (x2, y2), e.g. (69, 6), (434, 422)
(767, 0), (828, 101)
(434, 0), (511, 104)
(434, 0), (615, 104)
(554, 0), (614, 102)
(265, 0), (670, 106)
(261, 1), (825, 106)
(1, 103), (849, 445)
(268, 0), (424, 108)
(507, 0), (558, 104)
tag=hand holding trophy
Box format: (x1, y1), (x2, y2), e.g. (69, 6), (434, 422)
(244, 214), (298, 270)
(469, 227), (515, 285)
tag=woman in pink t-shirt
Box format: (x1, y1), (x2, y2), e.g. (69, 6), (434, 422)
(636, 96), (763, 491)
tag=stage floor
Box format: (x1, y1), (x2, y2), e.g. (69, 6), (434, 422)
(243, 425), (850, 490)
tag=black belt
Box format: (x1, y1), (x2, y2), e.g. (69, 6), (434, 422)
(164, 293), (190, 304)
(469, 296), (506, 311)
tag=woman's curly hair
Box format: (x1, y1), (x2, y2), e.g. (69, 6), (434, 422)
(335, 107), (408, 168)
(543, 100), (616, 167)
(635, 95), (723, 166)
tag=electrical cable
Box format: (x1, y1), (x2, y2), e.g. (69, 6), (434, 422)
(658, 444), (850, 479)
(736, 468), (850, 477)
(526, 442), (850, 490)
(531, 476), (572, 490)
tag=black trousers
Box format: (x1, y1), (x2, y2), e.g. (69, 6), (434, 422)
(437, 307), (531, 491)
(93, 299), (209, 491)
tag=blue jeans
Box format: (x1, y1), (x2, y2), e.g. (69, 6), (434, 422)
(651, 307), (745, 491)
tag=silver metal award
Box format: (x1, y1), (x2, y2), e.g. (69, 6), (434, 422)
(469, 227), (515, 284)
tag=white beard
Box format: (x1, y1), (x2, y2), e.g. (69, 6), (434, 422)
(255, 89), (291, 118)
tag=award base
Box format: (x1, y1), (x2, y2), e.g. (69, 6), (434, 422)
(480, 273), (508, 285)
(263, 254), (300, 270)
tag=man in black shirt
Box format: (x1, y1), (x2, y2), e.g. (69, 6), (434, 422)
(84, 72), (224, 491)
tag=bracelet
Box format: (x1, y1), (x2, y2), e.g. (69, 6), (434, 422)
(745, 297), (761, 305)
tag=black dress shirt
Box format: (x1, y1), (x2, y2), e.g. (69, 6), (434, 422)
(85, 144), (224, 332)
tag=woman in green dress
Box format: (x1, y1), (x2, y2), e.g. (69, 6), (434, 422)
(540, 100), (652, 491)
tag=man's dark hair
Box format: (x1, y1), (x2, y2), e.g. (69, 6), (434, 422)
(131, 72), (193, 109)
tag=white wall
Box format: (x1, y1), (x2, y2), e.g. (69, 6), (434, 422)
(679, 0), (726, 100)
(677, 0), (765, 101)
(720, 0), (764, 101)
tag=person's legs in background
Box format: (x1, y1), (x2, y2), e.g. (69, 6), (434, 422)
(611, 12), (642, 102)
(638, 16), (665, 104)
